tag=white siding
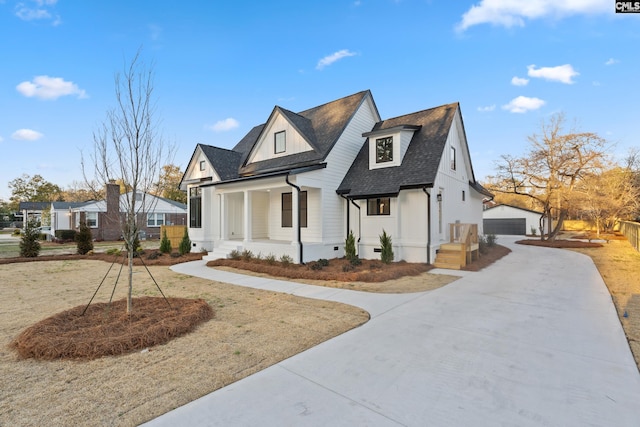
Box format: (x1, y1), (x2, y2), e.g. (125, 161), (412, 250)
(251, 192), (269, 239)
(483, 205), (542, 234)
(367, 128), (417, 170)
(319, 96), (379, 246)
(247, 113), (314, 164)
(183, 147), (220, 184)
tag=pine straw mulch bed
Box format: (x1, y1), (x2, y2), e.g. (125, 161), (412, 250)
(0, 249), (206, 266)
(11, 297), (213, 361)
(207, 257), (432, 283)
(206, 244), (512, 293)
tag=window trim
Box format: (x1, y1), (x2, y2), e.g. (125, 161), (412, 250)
(281, 191), (307, 228)
(367, 197), (391, 216)
(450, 146), (456, 170)
(189, 187), (202, 228)
(199, 160), (205, 171)
(86, 212), (98, 228)
(375, 136), (393, 163)
(274, 131), (286, 154)
(147, 212), (165, 227)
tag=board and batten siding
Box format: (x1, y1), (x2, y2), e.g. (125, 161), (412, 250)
(316, 96), (379, 244)
(247, 113), (314, 164)
(251, 191), (269, 239)
(431, 108), (484, 248)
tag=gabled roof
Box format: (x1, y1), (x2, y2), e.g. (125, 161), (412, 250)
(484, 203), (542, 215)
(337, 102), (460, 198)
(51, 201), (91, 210)
(237, 90), (373, 177)
(18, 201), (51, 211)
(199, 144), (244, 181)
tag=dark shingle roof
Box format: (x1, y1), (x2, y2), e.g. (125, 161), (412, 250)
(18, 201), (51, 210)
(337, 103), (459, 198)
(199, 144), (244, 181)
(236, 90), (371, 177)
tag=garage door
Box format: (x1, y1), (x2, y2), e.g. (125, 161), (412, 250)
(483, 218), (526, 235)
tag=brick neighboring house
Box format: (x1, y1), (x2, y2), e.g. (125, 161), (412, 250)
(50, 182), (187, 241)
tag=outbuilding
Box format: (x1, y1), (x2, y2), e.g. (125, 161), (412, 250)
(482, 204), (543, 235)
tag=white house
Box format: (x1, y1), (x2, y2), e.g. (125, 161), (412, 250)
(483, 204), (543, 235)
(180, 90), (491, 264)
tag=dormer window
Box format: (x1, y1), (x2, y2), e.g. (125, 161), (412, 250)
(450, 146), (456, 170)
(376, 137), (393, 163)
(275, 131), (286, 154)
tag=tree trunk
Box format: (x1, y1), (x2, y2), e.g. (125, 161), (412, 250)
(547, 209), (567, 241)
(127, 242), (133, 313)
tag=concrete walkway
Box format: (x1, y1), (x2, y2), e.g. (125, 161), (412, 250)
(144, 237), (640, 426)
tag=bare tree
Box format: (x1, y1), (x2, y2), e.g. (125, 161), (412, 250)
(83, 49), (174, 313)
(491, 113), (607, 240)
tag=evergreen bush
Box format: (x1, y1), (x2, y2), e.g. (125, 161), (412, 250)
(178, 227), (191, 255)
(379, 229), (394, 264)
(159, 230), (172, 254)
(75, 221), (94, 255)
(344, 230), (356, 261)
(20, 220), (41, 257)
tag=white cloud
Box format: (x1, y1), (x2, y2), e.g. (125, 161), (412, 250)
(209, 118), (239, 132)
(148, 24), (162, 41)
(605, 58), (619, 66)
(456, 0), (609, 32)
(16, 75), (88, 100)
(316, 49), (357, 70)
(12, 129), (44, 141)
(477, 105), (496, 112)
(15, 0), (60, 24)
(527, 64), (578, 84)
(0, 136), (4, 143)
(511, 76), (529, 86)
(502, 96), (545, 113)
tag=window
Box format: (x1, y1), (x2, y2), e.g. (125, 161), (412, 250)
(450, 146), (456, 170)
(275, 131), (286, 154)
(281, 191), (307, 228)
(367, 197), (390, 215)
(190, 187), (202, 228)
(86, 212), (98, 228)
(462, 190), (466, 201)
(376, 137), (393, 163)
(147, 213), (165, 227)
(199, 160), (205, 171)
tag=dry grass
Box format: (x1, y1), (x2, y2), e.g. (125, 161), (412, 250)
(0, 260), (369, 426)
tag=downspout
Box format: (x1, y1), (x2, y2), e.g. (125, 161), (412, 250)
(422, 187), (431, 264)
(285, 174), (303, 264)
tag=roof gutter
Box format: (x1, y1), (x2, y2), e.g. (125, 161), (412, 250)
(285, 174), (304, 265)
(200, 163), (326, 188)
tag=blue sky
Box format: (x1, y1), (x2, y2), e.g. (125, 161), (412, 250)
(1, 0), (638, 201)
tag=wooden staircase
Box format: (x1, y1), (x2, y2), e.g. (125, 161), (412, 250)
(433, 223), (480, 270)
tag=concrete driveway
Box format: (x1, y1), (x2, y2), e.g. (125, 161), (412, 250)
(144, 236), (640, 426)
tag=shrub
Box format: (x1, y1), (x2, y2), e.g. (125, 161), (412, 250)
(241, 249), (254, 261)
(342, 263), (355, 272)
(20, 220), (41, 258)
(350, 256), (362, 266)
(264, 253), (277, 265)
(344, 230), (356, 261)
(147, 251), (161, 260)
(486, 234), (497, 247)
(279, 254), (293, 267)
(159, 230), (172, 254)
(379, 229), (394, 264)
(229, 250), (241, 260)
(12, 229), (21, 236)
(55, 229), (77, 242)
(178, 227), (191, 255)
(170, 252), (181, 258)
(75, 220), (94, 255)
(530, 226), (538, 236)
(106, 248), (121, 256)
(310, 262), (323, 271)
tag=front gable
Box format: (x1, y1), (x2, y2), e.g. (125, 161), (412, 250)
(245, 107), (317, 165)
(181, 145), (221, 190)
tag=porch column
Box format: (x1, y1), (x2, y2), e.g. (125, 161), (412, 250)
(220, 194), (226, 240)
(243, 190), (252, 243)
(291, 187), (300, 260)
